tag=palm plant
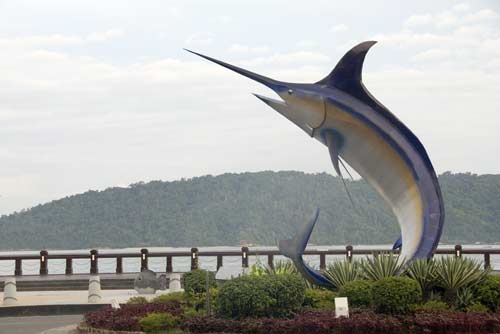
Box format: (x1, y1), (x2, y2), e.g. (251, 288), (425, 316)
(324, 260), (361, 290)
(361, 252), (404, 281)
(434, 256), (490, 304)
(404, 258), (437, 301)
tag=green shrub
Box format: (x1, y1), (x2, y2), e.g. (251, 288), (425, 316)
(338, 280), (372, 308)
(139, 312), (178, 333)
(215, 274), (306, 319)
(181, 307), (203, 319)
(190, 287), (219, 312)
(465, 301), (489, 313)
(415, 300), (449, 311)
(182, 270), (216, 295)
(361, 253), (403, 281)
(475, 275), (500, 312)
(324, 260), (361, 290)
(152, 292), (187, 304)
(372, 277), (422, 314)
(303, 288), (337, 309)
(126, 296), (149, 304)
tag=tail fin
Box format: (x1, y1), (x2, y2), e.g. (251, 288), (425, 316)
(279, 208), (320, 259)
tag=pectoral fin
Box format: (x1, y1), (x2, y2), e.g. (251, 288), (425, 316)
(392, 235), (403, 250)
(325, 131), (344, 177)
(325, 131), (356, 208)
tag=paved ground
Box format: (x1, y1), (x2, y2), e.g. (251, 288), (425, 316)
(0, 315), (82, 334)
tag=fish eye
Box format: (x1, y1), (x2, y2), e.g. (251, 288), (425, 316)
(288, 89), (293, 94)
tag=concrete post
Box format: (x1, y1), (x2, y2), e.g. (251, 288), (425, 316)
(169, 273), (181, 292)
(241, 247), (249, 268)
(320, 253), (326, 270)
(3, 277), (17, 306)
(216, 255), (223, 270)
(65, 258), (73, 275)
(190, 248), (199, 270)
(14, 259), (22, 276)
(140, 248), (149, 271)
(40, 250), (48, 275)
(88, 276), (102, 303)
(116, 257), (123, 274)
(166, 256), (173, 273)
(90, 249), (98, 274)
(268, 254), (274, 269)
(484, 253), (491, 270)
(346, 245), (353, 263)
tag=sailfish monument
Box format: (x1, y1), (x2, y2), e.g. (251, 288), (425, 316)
(186, 41), (444, 287)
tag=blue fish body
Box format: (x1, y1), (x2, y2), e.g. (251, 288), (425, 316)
(186, 41), (445, 286)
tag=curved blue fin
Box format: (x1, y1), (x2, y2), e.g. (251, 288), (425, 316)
(392, 235), (403, 250)
(279, 208), (320, 258)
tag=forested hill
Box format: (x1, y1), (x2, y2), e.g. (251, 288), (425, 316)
(0, 171), (499, 250)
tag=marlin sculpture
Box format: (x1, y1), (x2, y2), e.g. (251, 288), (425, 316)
(186, 41), (444, 287)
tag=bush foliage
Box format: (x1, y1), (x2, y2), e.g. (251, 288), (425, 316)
(139, 312), (179, 333)
(338, 280), (373, 308)
(182, 269), (216, 295)
(151, 291), (187, 305)
(126, 296), (149, 304)
(302, 288), (336, 309)
(215, 274), (306, 319)
(372, 276), (422, 314)
(475, 275), (500, 312)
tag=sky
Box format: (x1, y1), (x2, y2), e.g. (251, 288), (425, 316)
(1, 0), (499, 215)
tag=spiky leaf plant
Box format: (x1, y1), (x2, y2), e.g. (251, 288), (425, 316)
(434, 256), (490, 304)
(456, 287), (475, 310)
(324, 260), (361, 290)
(404, 258), (437, 301)
(264, 260), (298, 275)
(361, 252), (404, 281)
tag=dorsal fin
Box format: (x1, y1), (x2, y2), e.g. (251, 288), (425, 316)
(317, 41), (376, 89)
(316, 41), (378, 106)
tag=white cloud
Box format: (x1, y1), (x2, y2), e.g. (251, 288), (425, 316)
(403, 7), (498, 32)
(227, 44), (269, 54)
(0, 34), (83, 48)
(463, 9), (499, 23)
(404, 14), (433, 27)
(185, 32), (215, 46)
(86, 29), (124, 42)
(240, 51), (331, 67)
(331, 24), (348, 32)
(295, 40), (317, 49)
(411, 48), (450, 62)
(453, 3), (470, 12)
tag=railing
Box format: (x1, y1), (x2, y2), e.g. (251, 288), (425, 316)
(0, 245), (497, 276)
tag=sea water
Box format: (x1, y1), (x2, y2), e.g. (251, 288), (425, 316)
(0, 245), (498, 276)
